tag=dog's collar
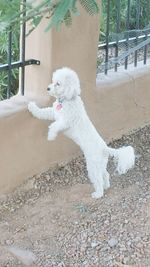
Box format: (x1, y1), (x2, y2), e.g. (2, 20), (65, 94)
(57, 97), (65, 104)
(56, 98), (64, 111)
(57, 95), (77, 104)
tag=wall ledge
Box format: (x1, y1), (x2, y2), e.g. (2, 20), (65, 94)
(96, 60), (150, 88)
(0, 94), (50, 118)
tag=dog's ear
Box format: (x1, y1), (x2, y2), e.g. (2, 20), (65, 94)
(63, 72), (81, 100)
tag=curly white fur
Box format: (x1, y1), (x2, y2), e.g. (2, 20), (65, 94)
(28, 67), (135, 199)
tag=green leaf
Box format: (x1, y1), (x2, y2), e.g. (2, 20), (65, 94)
(79, 0), (99, 15)
(45, 0), (77, 31)
(32, 16), (43, 28)
(64, 10), (72, 27)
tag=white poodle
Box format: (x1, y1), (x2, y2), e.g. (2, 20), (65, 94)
(28, 67), (135, 199)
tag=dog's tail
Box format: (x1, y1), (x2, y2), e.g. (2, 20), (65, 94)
(107, 145), (135, 174)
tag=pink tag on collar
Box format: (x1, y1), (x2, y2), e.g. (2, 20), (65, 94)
(56, 103), (62, 111)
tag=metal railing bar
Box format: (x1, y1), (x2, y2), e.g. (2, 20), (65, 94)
(7, 29), (12, 99)
(98, 33), (150, 50)
(125, 0), (130, 70)
(20, 0), (26, 95)
(105, 0), (110, 75)
(115, 0), (120, 72)
(143, 0), (149, 64)
(98, 0), (149, 74)
(0, 59), (40, 71)
(0, 0), (40, 100)
(134, 0), (140, 67)
(105, 37), (150, 67)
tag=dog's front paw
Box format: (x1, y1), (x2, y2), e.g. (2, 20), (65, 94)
(28, 102), (37, 113)
(47, 131), (57, 141)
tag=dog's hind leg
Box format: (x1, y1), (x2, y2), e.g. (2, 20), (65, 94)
(103, 171), (110, 190)
(86, 158), (104, 199)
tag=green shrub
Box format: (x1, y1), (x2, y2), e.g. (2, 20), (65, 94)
(0, 0), (20, 100)
(0, 29), (19, 100)
(100, 0), (150, 43)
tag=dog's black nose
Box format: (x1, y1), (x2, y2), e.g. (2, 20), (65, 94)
(47, 87), (50, 91)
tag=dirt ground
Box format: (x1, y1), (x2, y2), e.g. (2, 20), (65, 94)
(0, 125), (149, 267)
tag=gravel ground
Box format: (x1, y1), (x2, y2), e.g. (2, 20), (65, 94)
(0, 125), (149, 267)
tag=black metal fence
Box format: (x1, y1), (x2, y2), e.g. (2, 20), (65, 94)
(0, 0), (40, 101)
(98, 0), (150, 74)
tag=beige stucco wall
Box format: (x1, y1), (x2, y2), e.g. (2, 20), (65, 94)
(96, 62), (150, 139)
(24, 3), (99, 97)
(0, 3), (150, 194)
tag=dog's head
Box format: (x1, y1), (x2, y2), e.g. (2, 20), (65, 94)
(47, 67), (81, 100)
